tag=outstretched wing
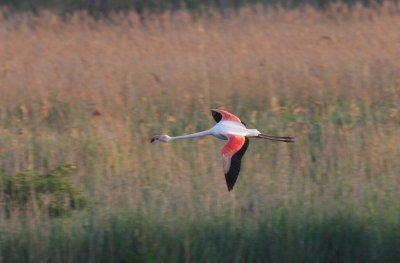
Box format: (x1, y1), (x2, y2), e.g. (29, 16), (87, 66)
(221, 135), (250, 191)
(211, 109), (242, 123)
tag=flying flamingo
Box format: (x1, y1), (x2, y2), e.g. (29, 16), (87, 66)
(151, 109), (294, 191)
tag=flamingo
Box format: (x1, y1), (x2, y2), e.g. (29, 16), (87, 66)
(151, 109), (294, 191)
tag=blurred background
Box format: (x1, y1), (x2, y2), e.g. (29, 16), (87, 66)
(0, 0), (399, 262)
(0, 0), (391, 15)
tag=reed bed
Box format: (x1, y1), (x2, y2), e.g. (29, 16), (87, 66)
(0, 3), (399, 262)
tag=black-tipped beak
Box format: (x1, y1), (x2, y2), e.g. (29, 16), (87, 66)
(150, 138), (155, 143)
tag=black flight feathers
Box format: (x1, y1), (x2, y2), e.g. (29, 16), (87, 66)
(225, 137), (249, 191)
(211, 110), (222, 123)
(211, 110), (246, 126)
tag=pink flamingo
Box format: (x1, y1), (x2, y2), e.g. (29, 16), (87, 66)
(151, 109), (294, 191)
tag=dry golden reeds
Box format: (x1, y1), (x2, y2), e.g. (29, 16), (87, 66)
(0, 6), (399, 261)
(0, 3), (399, 114)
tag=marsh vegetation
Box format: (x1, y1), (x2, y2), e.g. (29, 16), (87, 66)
(0, 3), (399, 262)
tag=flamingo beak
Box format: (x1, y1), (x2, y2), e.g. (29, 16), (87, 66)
(150, 136), (156, 143)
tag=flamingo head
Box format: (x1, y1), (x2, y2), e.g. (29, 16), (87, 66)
(150, 134), (171, 143)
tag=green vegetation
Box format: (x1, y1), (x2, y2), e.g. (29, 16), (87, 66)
(2, 164), (86, 217)
(0, 94), (399, 262)
(2, 210), (400, 262)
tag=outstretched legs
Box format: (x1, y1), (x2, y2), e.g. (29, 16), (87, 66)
(256, 134), (295, 142)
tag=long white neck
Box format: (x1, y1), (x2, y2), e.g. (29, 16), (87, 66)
(169, 129), (212, 141)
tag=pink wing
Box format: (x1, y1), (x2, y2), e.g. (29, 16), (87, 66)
(221, 134), (250, 191)
(211, 109), (242, 123)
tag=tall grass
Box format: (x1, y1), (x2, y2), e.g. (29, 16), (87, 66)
(0, 3), (399, 262)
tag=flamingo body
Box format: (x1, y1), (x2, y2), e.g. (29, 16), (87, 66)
(211, 120), (260, 139)
(151, 109), (294, 191)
